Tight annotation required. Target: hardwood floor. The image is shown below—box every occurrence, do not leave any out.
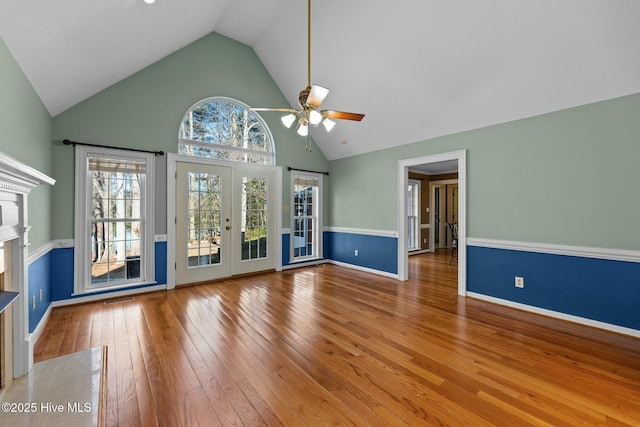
[35,251,640,426]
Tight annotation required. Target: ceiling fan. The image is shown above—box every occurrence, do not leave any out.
[252,0,365,147]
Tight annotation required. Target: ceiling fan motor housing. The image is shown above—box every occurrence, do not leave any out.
[298,86,312,109]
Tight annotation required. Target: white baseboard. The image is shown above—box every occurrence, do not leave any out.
[282,259,329,270]
[283,258,398,279]
[409,249,430,256]
[467,292,640,338]
[28,304,53,349]
[52,284,166,307]
[328,260,398,279]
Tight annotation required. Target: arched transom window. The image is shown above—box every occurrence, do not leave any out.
[178,97,275,165]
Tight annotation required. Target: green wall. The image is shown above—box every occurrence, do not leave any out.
[0,37,53,248]
[329,93,640,251]
[51,32,328,239]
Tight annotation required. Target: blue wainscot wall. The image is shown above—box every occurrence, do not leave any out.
[324,231,398,275]
[281,232,328,267]
[28,252,52,333]
[28,240,168,333]
[281,230,398,275]
[467,245,640,331]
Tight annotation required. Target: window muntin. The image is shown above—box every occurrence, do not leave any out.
[291,173,322,261]
[178,97,275,165]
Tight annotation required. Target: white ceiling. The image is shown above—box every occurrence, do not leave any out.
[1,0,639,161]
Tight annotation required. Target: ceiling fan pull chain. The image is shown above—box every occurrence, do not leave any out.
[305,135,312,152]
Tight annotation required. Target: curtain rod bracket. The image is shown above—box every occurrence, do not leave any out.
[62,139,165,156]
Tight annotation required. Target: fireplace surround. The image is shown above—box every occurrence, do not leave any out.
[0,151,54,393]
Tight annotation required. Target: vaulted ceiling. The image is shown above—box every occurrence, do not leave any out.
[1,0,639,160]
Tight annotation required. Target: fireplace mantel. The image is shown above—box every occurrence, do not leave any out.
[0,150,54,381]
[0,152,55,193]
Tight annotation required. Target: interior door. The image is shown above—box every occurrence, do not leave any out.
[232,167,276,275]
[446,184,459,247]
[434,186,447,248]
[447,184,459,225]
[176,162,231,285]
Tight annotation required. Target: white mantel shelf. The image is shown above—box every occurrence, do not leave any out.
[0,151,56,192]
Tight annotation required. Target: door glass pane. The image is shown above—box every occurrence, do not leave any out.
[241,177,268,261]
[187,172,222,268]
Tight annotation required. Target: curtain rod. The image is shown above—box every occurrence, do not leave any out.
[62,139,165,156]
[287,166,329,176]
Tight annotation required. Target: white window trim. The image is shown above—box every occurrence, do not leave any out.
[290,171,323,262]
[73,145,155,295]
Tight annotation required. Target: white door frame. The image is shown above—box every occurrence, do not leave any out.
[397,150,466,296]
[167,153,282,289]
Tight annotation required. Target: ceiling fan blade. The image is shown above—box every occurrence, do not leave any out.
[306,84,330,108]
[323,110,365,121]
[251,108,299,113]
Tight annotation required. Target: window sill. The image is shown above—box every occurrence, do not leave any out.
[290,257,324,264]
[72,281,158,297]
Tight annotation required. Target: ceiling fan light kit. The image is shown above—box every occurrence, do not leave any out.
[296,118,309,137]
[309,109,323,125]
[281,113,297,128]
[252,0,364,148]
[322,117,336,132]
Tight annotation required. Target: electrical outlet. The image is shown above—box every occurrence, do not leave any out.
[423,238,427,244]
[40,289,43,301]
[354,249,359,256]
[32,296,36,309]
[515,276,524,288]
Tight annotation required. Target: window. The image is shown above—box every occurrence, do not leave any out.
[291,172,322,261]
[74,146,155,293]
[178,97,275,165]
[408,180,420,251]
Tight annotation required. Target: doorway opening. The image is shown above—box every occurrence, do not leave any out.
[397,150,466,295]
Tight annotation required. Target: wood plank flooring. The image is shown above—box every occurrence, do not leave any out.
[34,251,640,426]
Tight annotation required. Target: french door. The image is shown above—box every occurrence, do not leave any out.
[175,162,276,285]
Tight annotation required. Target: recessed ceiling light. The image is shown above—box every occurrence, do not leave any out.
[141,0,156,4]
